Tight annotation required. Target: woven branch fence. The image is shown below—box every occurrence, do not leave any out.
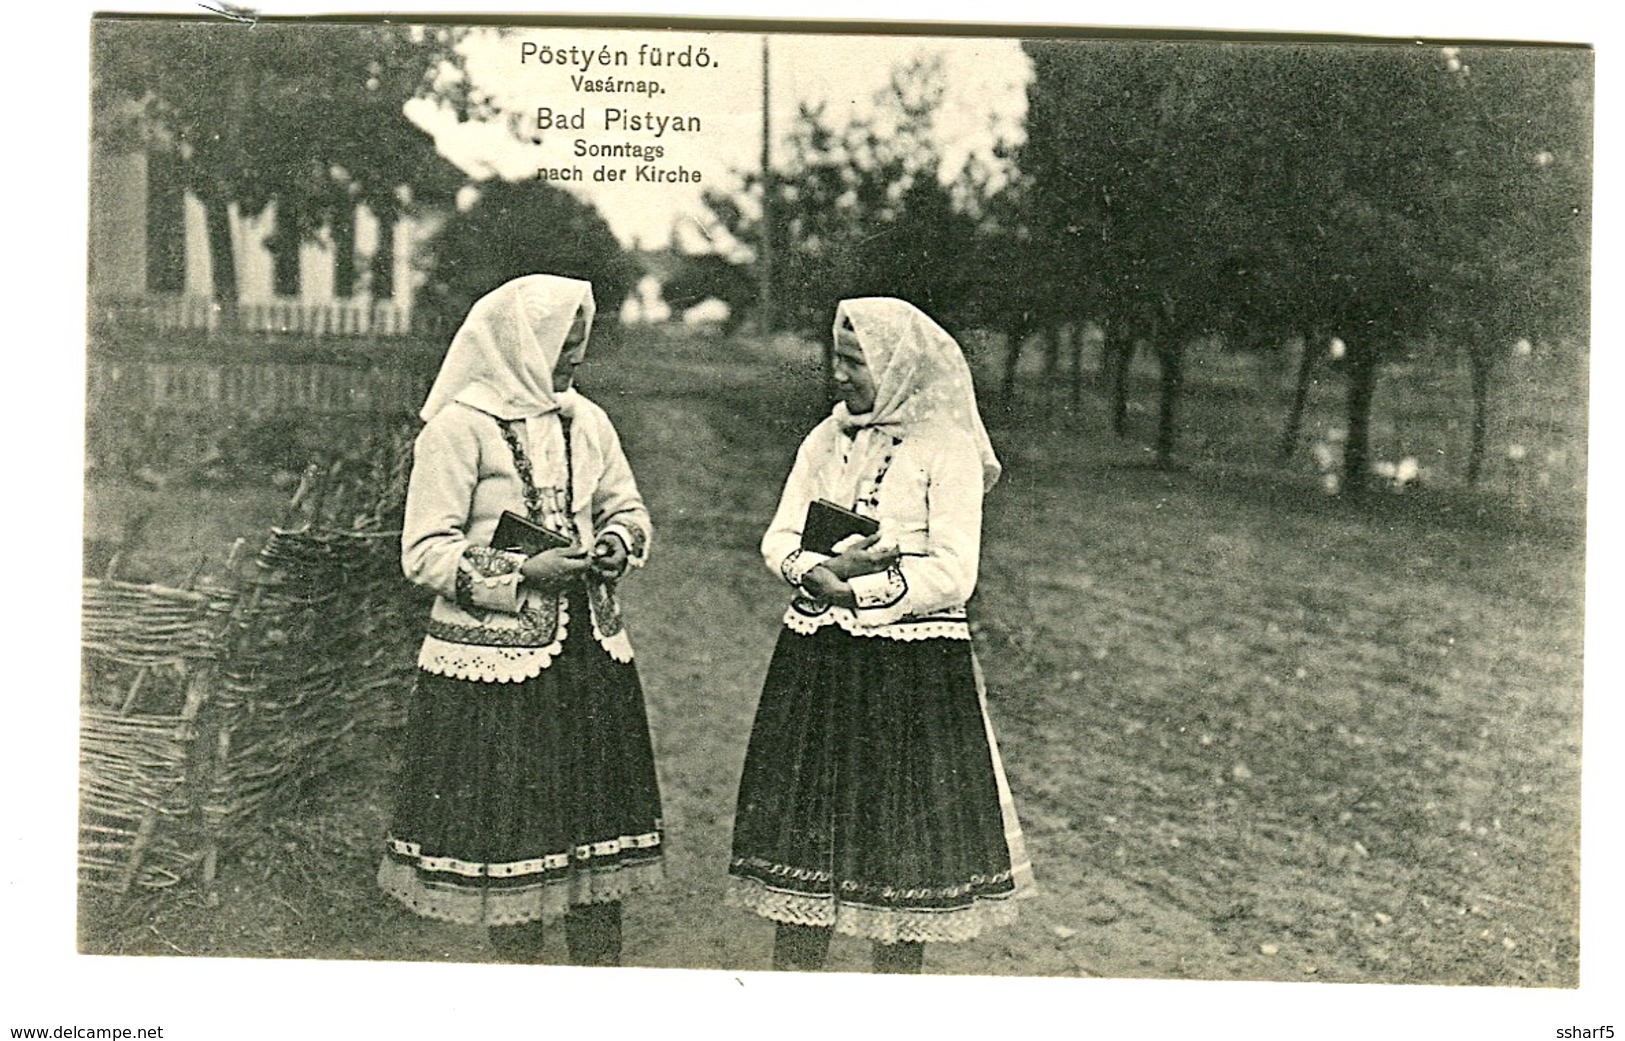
[79,436,427,900]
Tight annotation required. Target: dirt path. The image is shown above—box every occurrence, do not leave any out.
[82,327,1584,986]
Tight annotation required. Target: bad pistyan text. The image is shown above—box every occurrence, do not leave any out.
[536,107,702,138]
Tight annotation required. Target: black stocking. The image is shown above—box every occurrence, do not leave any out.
[772,922,832,971]
[564,901,623,967]
[872,940,924,974]
[488,919,546,963]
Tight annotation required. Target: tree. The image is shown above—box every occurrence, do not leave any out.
[91,18,481,317]
[705,56,985,339]
[1424,46,1592,484]
[1275,46,1445,492]
[1016,39,1574,490]
[659,252,757,332]
[1221,44,1590,491]
[935,142,1078,411]
[416,179,635,331]
[1019,40,1253,465]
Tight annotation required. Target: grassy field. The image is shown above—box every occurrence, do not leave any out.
[79,323,1587,986]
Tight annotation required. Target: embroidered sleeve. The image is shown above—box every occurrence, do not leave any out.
[599,522,649,568]
[457,546,526,613]
[848,564,908,610]
[779,548,832,589]
[401,411,535,617]
[590,412,653,569]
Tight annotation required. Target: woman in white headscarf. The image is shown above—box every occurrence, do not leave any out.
[727,298,1035,974]
[378,275,663,967]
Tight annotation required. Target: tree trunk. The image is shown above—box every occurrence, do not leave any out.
[1105,323,1133,439]
[1466,349,1494,486]
[144,150,186,294]
[1154,337,1184,468]
[372,210,398,300]
[332,205,358,299]
[200,195,239,329]
[1341,343,1379,495]
[268,206,301,299]
[1277,333,1316,461]
[1068,322,1087,410]
[1001,319,1030,407]
[1042,324,1062,377]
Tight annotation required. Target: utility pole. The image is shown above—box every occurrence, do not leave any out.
[758,35,775,335]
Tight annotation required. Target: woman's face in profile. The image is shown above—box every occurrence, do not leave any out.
[833,318,876,414]
[552,306,591,392]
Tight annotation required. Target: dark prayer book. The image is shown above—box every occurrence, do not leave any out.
[801,498,879,555]
[491,510,574,555]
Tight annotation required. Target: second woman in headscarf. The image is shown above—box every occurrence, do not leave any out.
[727,297,1036,974]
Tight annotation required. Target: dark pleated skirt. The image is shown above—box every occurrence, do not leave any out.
[727,624,1034,944]
[378,588,664,926]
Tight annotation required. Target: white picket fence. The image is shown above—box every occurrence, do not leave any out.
[93,295,417,338]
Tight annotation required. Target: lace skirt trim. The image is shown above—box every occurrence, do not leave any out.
[377,853,665,927]
[724,875,1021,945]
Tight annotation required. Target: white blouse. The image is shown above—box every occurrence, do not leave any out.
[401,397,651,681]
[761,415,984,641]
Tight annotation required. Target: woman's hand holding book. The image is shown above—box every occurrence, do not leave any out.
[801,565,858,608]
[520,546,592,588]
[821,532,901,581]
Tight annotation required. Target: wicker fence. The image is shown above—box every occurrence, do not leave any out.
[80,451,426,900]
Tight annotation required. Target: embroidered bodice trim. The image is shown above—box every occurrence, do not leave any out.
[454,413,635,664]
[846,432,903,516]
[850,564,907,610]
[419,598,571,682]
[780,601,972,641]
[497,419,554,532]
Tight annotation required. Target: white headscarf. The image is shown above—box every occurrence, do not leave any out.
[832,297,1002,491]
[419,275,596,423]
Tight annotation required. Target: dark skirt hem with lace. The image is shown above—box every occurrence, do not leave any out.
[728,624,1033,944]
[380,588,665,927]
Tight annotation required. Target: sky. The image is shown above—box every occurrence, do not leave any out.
[406,27,1032,252]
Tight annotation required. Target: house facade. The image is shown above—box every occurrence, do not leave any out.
[89,142,455,339]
